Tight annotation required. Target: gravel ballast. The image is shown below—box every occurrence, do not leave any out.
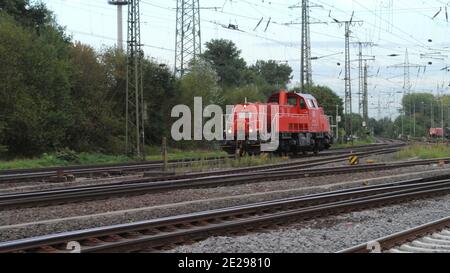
[0,152,395,193]
[2,164,450,227]
[1,165,450,242]
[166,195,450,253]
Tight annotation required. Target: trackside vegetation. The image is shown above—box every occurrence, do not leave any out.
[395,144,450,160]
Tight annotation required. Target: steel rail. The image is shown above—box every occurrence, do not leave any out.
[0,156,234,182]
[0,175,449,253]
[0,155,236,175]
[0,148,417,209]
[338,216,450,253]
[0,143,403,183]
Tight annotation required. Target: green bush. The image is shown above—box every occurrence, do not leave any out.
[55,148,79,163]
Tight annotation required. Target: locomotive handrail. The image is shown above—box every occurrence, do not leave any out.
[278,113,309,118]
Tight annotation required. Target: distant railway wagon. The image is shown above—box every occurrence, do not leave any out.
[429,128,444,138]
[222,90,333,156]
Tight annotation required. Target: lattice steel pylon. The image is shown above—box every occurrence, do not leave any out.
[300,0,312,90]
[344,22,352,138]
[329,13,363,140]
[387,48,425,136]
[363,61,369,123]
[126,0,145,158]
[358,43,363,116]
[175,0,202,77]
[352,41,374,122]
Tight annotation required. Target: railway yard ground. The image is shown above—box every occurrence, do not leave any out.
[1,140,450,253]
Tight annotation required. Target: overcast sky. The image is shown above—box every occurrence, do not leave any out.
[40,0,450,119]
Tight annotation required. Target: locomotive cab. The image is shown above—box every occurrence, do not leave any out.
[268,92,322,115]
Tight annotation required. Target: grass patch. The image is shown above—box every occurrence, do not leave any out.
[176,153,289,173]
[229,153,289,168]
[0,152,131,170]
[0,148,228,171]
[333,136,376,149]
[395,144,450,160]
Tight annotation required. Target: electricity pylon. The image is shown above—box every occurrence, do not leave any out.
[126,0,145,158]
[329,13,363,140]
[352,42,374,116]
[388,49,425,136]
[300,0,312,90]
[174,0,202,77]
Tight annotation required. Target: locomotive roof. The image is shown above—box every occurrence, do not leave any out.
[267,91,318,103]
[294,93,317,100]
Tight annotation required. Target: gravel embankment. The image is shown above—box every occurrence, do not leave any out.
[1,164,450,242]
[166,195,450,253]
[2,164,449,226]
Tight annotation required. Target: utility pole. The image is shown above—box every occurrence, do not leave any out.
[378,96,382,119]
[439,85,444,141]
[431,98,434,128]
[401,108,404,137]
[336,104,340,143]
[344,21,352,140]
[413,102,416,137]
[126,0,145,158]
[363,61,369,124]
[289,1,324,90]
[108,0,128,50]
[329,14,363,141]
[300,0,312,90]
[358,43,363,117]
[174,0,202,77]
[388,49,425,137]
[352,42,374,117]
[448,105,450,137]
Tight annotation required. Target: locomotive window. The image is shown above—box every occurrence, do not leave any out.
[287,97,297,106]
[308,99,317,108]
[300,99,307,109]
[268,96,279,103]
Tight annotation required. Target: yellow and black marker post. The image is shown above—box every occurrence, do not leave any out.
[349,155,359,165]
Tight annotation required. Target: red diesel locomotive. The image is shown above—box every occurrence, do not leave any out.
[222,90,333,155]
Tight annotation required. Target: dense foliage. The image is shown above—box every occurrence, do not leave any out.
[0,1,345,158]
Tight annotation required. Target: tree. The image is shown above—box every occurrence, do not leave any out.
[222,85,266,106]
[398,92,450,138]
[0,0,57,32]
[370,118,397,138]
[0,14,72,156]
[200,39,247,87]
[250,60,293,88]
[100,47,127,114]
[142,60,178,145]
[66,42,122,153]
[178,60,223,106]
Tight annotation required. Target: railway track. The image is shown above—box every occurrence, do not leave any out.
[0,156,236,183]
[1,174,450,253]
[0,143,401,183]
[0,147,413,209]
[339,216,450,253]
